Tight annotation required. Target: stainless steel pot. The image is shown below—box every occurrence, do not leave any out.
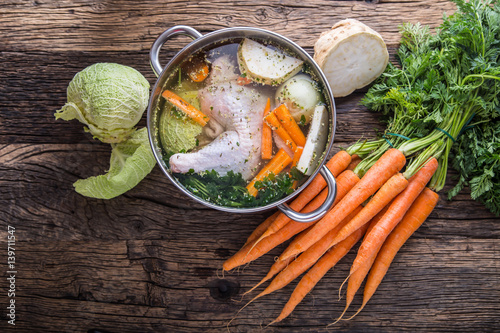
[147,25,337,222]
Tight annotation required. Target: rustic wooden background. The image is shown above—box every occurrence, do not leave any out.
[1,0,499,332]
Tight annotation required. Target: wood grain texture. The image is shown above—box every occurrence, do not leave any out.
[0,50,382,144]
[0,238,498,332]
[1,143,498,331]
[1,0,456,52]
[1,143,497,240]
[0,0,499,331]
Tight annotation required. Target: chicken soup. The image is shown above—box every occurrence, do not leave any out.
[158,38,330,208]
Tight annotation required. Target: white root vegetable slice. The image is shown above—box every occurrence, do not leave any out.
[296,105,329,176]
[314,19,389,97]
[275,74,322,124]
[238,38,304,86]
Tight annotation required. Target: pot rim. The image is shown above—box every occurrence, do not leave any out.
[147,26,337,215]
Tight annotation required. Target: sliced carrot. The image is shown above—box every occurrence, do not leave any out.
[265,111,297,152]
[348,157,438,275]
[358,188,439,315]
[261,98,273,160]
[291,146,304,189]
[279,148,406,261]
[274,104,307,147]
[162,90,210,126]
[237,76,253,85]
[329,172,408,248]
[291,146,304,168]
[187,60,209,82]
[246,148,292,197]
[222,169,359,272]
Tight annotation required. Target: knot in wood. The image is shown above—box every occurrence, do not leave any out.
[208,279,239,301]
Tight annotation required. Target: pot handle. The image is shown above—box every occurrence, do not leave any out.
[150,25,203,77]
[277,165,337,223]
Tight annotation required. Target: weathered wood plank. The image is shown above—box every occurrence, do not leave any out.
[1,143,498,243]
[0,238,497,332]
[0,0,452,145]
[1,0,456,52]
[1,0,498,331]
[0,49,386,144]
[0,50,155,145]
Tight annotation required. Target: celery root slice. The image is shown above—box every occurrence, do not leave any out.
[314,19,389,97]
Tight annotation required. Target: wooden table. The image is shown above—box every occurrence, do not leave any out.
[1,0,499,332]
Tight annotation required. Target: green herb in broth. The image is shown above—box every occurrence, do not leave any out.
[174,169,300,208]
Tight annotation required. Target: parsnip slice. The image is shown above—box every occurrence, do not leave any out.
[314,19,389,97]
[238,38,304,86]
[296,105,329,176]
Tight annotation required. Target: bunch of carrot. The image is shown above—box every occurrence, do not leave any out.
[222,3,500,324]
[223,148,440,325]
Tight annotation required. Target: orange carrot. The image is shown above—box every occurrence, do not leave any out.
[255,151,352,243]
[223,222,311,272]
[291,146,304,168]
[243,225,314,296]
[245,155,353,260]
[243,211,280,247]
[333,242,383,325]
[162,90,210,126]
[244,256,295,297]
[252,207,361,290]
[348,157,438,275]
[187,60,209,82]
[261,98,273,160]
[261,206,362,292]
[358,188,439,315]
[273,104,307,147]
[304,171,358,213]
[278,206,362,273]
[291,146,304,188]
[222,169,359,272]
[329,172,409,248]
[243,207,361,307]
[265,111,297,151]
[271,220,371,325]
[237,76,253,85]
[331,208,389,325]
[246,148,292,197]
[279,148,406,261]
[347,154,362,171]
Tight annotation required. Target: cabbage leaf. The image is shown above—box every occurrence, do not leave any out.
[73,127,156,199]
[159,106,203,154]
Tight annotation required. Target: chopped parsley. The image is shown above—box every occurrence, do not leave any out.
[174,169,301,208]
